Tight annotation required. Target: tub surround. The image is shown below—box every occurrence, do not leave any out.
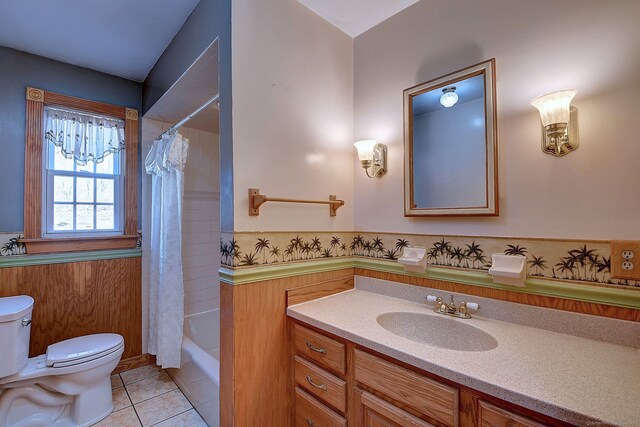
[167,309,221,426]
[287,276,640,426]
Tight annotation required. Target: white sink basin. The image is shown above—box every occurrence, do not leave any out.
[376,311,498,352]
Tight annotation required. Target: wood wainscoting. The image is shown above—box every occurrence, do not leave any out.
[0,256,142,359]
[220,268,354,427]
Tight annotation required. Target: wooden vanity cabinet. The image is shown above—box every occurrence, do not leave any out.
[291,320,564,427]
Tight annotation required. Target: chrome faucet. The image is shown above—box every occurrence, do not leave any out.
[426,294,480,319]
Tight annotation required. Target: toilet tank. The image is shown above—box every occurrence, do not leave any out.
[0,295,34,377]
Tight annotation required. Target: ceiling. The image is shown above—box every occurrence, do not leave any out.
[413,74,485,116]
[144,41,219,133]
[297,0,419,37]
[0,0,200,81]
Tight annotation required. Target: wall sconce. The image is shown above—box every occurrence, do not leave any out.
[353,139,387,178]
[530,90,579,156]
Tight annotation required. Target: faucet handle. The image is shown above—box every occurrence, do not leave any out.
[459,301,481,317]
[465,302,480,311]
[426,295,444,311]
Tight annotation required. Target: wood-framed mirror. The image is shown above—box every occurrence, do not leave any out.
[403,58,498,216]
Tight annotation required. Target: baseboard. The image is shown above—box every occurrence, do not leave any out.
[113,353,156,374]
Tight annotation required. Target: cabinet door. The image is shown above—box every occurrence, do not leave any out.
[354,349,458,426]
[478,400,546,427]
[358,389,435,427]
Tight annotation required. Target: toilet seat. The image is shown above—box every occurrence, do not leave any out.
[46,333,124,368]
[0,334,125,385]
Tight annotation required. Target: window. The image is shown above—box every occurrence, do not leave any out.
[44,143,124,236]
[22,87,139,254]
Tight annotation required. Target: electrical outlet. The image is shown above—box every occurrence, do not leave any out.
[611,240,640,280]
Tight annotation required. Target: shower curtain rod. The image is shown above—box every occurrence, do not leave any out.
[161,93,220,137]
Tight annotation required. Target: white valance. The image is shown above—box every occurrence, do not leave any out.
[44,106,125,165]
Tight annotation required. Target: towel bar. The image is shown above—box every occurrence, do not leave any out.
[248,188,344,217]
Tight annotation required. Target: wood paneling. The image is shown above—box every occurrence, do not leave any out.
[356,269,640,322]
[287,275,354,306]
[0,257,142,359]
[24,94,44,239]
[220,268,354,427]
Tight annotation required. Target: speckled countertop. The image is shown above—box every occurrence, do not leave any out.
[287,281,640,426]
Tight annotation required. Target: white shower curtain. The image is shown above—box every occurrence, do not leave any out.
[145,132,189,368]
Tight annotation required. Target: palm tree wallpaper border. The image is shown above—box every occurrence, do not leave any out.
[220,232,638,288]
[0,234,26,256]
[1,231,636,288]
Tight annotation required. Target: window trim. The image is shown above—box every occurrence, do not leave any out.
[21,87,139,254]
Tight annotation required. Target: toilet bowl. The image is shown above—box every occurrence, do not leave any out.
[0,296,124,427]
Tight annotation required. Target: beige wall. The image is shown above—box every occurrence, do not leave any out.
[353,0,640,240]
[231,0,355,232]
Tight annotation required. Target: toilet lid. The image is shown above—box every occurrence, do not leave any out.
[0,295,34,322]
[46,333,124,368]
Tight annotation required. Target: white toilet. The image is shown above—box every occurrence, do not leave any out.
[0,295,124,427]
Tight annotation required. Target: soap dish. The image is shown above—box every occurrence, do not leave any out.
[488,254,527,287]
[398,247,427,273]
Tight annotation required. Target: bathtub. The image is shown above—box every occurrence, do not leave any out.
[167,309,220,426]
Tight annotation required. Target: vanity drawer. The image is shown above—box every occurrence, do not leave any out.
[295,386,347,427]
[354,349,459,427]
[478,400,545,427]
[295,355,347,413]
[295,324,346,375]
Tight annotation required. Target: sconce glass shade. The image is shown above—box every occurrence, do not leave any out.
[530,90,577,127]
[353,139,378,162]
[353,139,387,178]
[440,87,459,108]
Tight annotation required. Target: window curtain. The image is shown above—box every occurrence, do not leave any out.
[145,132,189,368]
[44,106,125,165]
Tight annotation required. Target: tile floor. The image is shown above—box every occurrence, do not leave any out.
[96,365,207,427]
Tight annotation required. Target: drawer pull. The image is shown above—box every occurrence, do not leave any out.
[306,341,327,354]
[306,375,327,391]
[306,419,314,427]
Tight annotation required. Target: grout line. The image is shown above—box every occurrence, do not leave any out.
[119,368,192,426]
[121,366,163,386]
[121,378,143,426]
[130,384,180,407]
[148,408,196,426]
